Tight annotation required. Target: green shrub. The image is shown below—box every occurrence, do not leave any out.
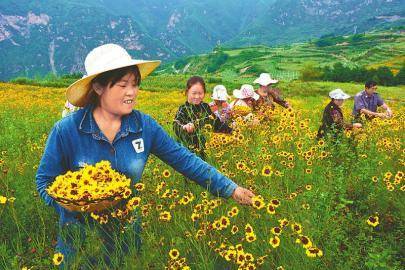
[299,63,323,81]
[206,52,229,73]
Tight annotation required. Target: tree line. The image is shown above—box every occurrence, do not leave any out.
[300,62,405,86]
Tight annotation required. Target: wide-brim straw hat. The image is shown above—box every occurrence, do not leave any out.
[233,84,260,100]
[66,44,161,107]
[253,73,278,86]
[211,85,231,101]
[329,88,350,100]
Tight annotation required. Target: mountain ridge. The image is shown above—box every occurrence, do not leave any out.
[0,0,403,80]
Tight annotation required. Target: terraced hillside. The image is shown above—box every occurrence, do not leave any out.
[161,30,405,81]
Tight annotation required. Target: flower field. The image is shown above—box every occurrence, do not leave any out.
[0,81,404,270]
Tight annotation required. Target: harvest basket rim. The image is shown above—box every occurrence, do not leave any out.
[51,194,121,206]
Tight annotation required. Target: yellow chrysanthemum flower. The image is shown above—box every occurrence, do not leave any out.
[366,216,379,227]
[159,211,172,222]
[306,247,323,258]
[252,195,265,210]
[0,196,7,204]
[169,248,180,260]
[269,236,280,248]
[52,252,64,266]
[261,165,273,177]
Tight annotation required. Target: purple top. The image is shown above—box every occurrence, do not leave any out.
[353,90,384,117]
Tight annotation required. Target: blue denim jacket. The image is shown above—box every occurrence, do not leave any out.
[36,105,238,212]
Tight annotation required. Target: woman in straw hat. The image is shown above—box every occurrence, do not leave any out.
[229,84,261,125]
[36,44,254,267]
[317,88,362,139]
[209,84,233,129]
[229,84,259,110]
[252,73,290,111]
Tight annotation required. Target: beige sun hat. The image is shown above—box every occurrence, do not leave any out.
[233,84,260,100]
[66,44,161,107]
[211,85,231,101]
[253,73,278,86]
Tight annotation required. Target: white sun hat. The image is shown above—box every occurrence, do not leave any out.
[233,84,260,100]
[329,89,350,100]
[253,73,278,86]
[66,44,161,107]
[211,85,231,101]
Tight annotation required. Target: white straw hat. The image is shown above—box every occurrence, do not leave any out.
[233,84,260,100]
[329,89,350,100]
[211,85,231,101]
[253,73,278,86]
[66,44,161,107]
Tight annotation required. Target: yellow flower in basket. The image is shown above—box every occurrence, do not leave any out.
[47,160,131,212]
[232,105,252,117]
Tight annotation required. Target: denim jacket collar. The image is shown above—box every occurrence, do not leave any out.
[78,104,143,137]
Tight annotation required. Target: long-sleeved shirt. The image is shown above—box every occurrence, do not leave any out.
[173,102,232,149]
[253,88,289,111]
[352,90,384,119]
[36,104,237,225]
[317,100,353,139]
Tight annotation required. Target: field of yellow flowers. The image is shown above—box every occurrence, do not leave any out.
[0,80,404,270]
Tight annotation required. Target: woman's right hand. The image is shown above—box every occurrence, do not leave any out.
[231,186,255,205]
[183,123,195,133]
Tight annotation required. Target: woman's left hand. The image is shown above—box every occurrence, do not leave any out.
[231,186,255,205]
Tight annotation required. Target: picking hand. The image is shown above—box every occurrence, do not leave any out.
[252,118,260,126]
[183,123,195,133]
[376,112,387,119]
[352,123,362,128]
[231,187,255,205]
